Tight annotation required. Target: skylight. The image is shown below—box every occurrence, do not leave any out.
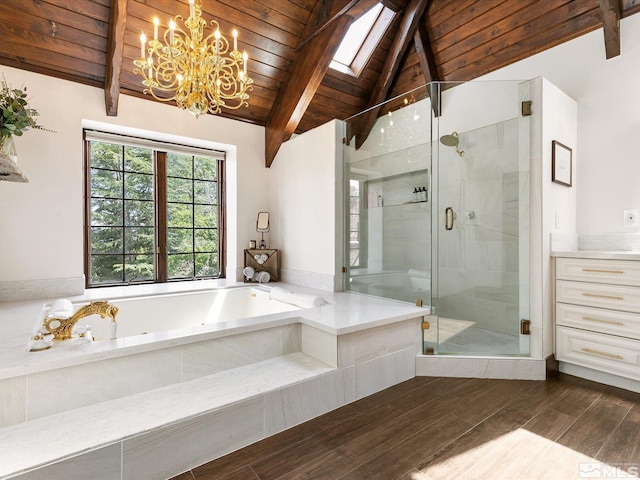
[330,3,395,77]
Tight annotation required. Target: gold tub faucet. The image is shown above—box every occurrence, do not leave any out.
[43,301,119,341]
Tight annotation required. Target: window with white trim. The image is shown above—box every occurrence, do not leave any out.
[84,131,225,287]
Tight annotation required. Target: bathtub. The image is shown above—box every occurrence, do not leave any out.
[30,286,301,348]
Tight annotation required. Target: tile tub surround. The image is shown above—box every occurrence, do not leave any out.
[0,296,423,479]
[0,281,426,378]
[0,277,85,303]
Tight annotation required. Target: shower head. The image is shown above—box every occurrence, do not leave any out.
[439,131,464,157]
[439,132,459,147]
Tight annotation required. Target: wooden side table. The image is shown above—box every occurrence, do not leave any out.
[244,249,279,282]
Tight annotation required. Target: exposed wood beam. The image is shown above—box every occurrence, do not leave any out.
[352,0,431,149]
[104,0,128,116]
[413,20,440,116]
[600,0,621,58]
[265,15,353,167]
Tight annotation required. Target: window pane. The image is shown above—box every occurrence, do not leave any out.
[194,180,216,204]
[350,249,360,267]
[350,196,360,213]
[125,172,153,200]
[333,3,383,66]
[194,204,216,228]
[90,254,124,284]
[195,228,216,252]
[195,253,217,277]
[125,227,154,254]
[168,228,193,253]
[124,147,153,173]
[91,168,122,198]
[91,198,123,226]
[91,227,122,254]
[194,157,217,181]
[125,200,154,226]
[168,203,193,228]
[167,177,193,203]
[124,254,155,282]
[90,142,122,170]
[350,214,359,230]
[167,153,192,178]
[168,254,194,279]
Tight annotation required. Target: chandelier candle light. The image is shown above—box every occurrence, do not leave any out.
[133,0,253,117]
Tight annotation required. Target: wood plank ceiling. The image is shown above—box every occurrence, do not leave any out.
[0,0,638,165]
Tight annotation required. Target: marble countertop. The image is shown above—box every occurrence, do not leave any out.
[0,281,429,380]
[551,250,640,260]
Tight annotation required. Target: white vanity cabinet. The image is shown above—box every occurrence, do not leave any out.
[555,257,640,381]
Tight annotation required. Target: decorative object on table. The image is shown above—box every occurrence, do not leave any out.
[132,0,253,118]
[243,248,279,282]
[249,240,257,249]
[0,77,52,183]
[552,140,572,187]
[253,271,270,283]
[242,266,255,281]
[256,211,270,248]
[253,253,268,265]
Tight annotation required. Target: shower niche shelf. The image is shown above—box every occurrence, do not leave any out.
[366,168,428,208]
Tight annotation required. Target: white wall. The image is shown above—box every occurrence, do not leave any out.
[481,13,640,235]
[0,66,267,284]
[534,79,578,359]
[268,120,342,291]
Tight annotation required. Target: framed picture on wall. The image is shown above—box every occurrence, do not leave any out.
[552,140,572,187]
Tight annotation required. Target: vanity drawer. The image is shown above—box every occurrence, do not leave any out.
[556,326,640,381]
[556,280,640,313]
[556,303,640,340]
[556,257,640,286]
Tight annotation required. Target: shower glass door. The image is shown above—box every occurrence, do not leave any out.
[430,81,530,356]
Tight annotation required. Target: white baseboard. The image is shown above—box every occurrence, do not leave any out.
[559,362,640,393]
[416,355,546,380]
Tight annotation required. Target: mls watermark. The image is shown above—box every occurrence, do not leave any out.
[579,462,639,478]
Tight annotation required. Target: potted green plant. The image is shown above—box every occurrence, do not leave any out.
[0,77,50,182]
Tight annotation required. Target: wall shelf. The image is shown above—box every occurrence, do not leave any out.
[366,168,428,208]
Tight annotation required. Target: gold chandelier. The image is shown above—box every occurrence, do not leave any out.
[133,0,253,118]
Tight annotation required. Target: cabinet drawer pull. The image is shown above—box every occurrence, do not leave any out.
[582,268,624,274]
[580,348,623,360]
[582,316,624,326]
[581,293,624,301]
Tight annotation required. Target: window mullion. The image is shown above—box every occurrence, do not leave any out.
[121,145,126,283]
[156,151,168,282]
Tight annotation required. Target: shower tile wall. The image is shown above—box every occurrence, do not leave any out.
[368,169,430,273]
[438,119,520,335]
[359,143,431,304]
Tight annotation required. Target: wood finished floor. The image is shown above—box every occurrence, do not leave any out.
[170,373,640,480]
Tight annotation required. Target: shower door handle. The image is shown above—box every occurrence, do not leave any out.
[445,207,455,230]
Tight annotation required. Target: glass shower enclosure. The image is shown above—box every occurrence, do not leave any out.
[343,80,531,357]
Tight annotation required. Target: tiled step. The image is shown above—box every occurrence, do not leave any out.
[0,352,336,480]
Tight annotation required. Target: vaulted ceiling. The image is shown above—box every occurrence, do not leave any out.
[0,0,637,166]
